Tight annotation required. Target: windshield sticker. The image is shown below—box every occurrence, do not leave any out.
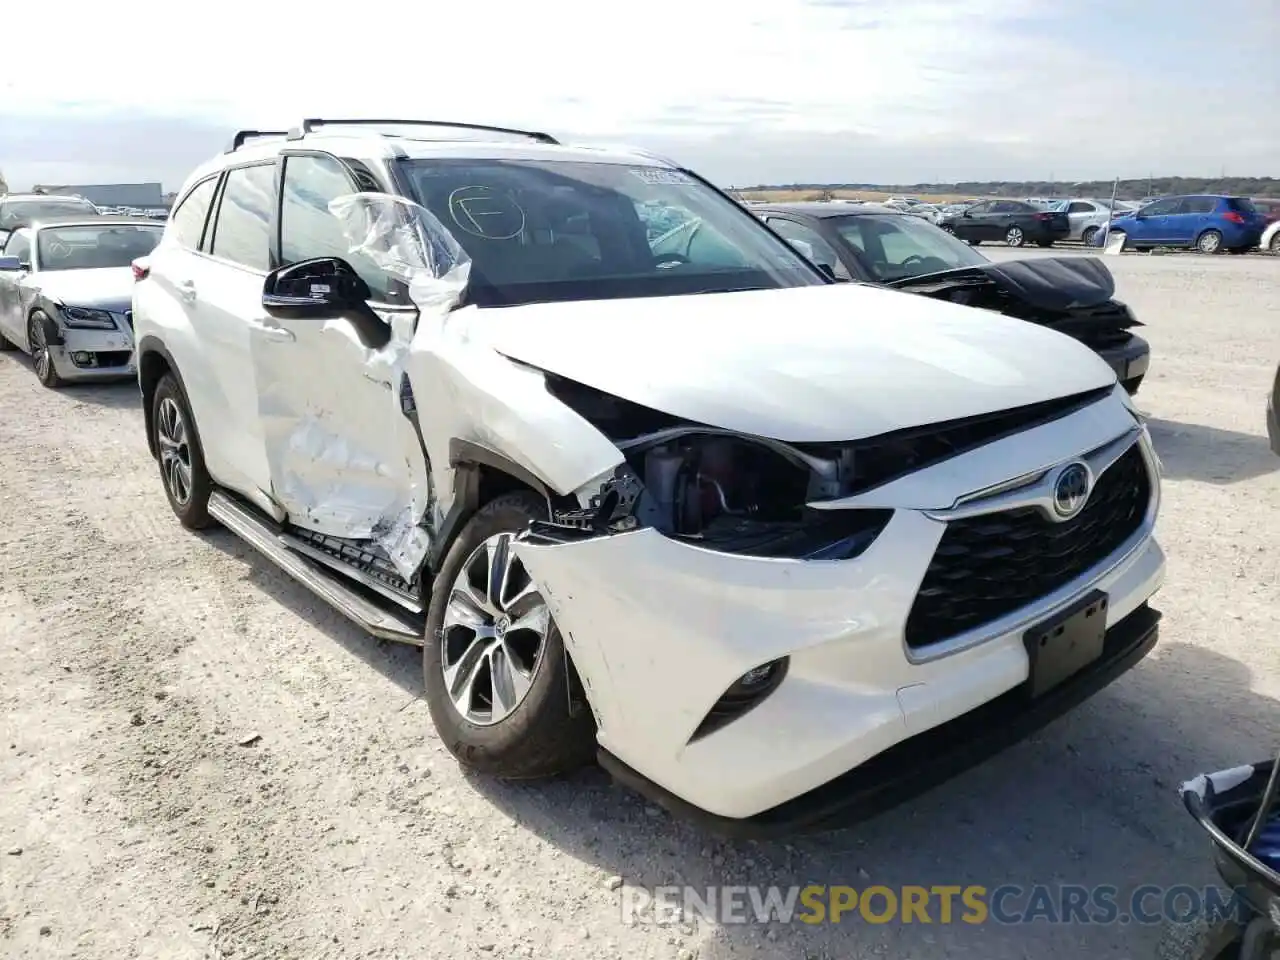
[447,186,526,240]
[629,168,696,186]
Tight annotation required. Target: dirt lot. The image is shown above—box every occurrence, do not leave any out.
[1,250,1277,960]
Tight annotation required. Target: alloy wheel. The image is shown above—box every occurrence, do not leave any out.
[156,397,193,506]
[1006,226,1025,246]
[28,318,51,382]
[1197,231,1222,254]
[441,532,550,726]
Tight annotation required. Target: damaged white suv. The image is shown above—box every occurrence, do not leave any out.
[133,119,1166,835]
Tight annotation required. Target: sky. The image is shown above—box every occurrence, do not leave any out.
[2,0,1277,192]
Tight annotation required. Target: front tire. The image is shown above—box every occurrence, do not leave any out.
[151,373,214,529]
[1270,232,1280,255]
[1005,226,1026,247]
[1196,229,1223,254]
[1081,226,1100,246]
[28,312,65,388]
[423,491,596,780]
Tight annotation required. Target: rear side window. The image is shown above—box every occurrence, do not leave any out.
[170,178,218,249]
[1067,201,1094,214]
[209,164,275,271]
[1180,197,1217,214]
[1225,197,1257,214]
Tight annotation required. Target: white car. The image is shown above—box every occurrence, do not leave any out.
[132,120,1165,834]
[1262,218,1280,255]
[0,216,162,387]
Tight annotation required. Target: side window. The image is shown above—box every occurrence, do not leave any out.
[1143,199,1176,216]
[208,164,274,271]
[766,218,849,278]
[1180,197,1216,215]
[1067,201,1093,214]
[280,154,396,301]
[3,230,31,262]
[967,202,992,215]
[170,177,219,250]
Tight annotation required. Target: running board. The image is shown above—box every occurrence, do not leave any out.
[207,490,424,645]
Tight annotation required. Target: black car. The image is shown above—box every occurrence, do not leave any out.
[935,198,1070,247]
[754,202,1150,394]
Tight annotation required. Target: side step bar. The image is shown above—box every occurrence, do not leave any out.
[207,490,425,645]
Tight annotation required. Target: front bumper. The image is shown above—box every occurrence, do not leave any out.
[515,392,1165,826]
[1096,334,1150,389]
[605,602,1160,837]
[47,325,135,380]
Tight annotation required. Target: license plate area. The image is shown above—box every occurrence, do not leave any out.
[1023,590,1108,698]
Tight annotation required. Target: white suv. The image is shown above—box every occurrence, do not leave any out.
[132,119,1165,835]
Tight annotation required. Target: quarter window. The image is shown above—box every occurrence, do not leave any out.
[170,177,218,250]
[209,164,275,271]
[280,154,397,301]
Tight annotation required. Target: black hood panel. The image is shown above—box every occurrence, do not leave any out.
[975,256,1115,311]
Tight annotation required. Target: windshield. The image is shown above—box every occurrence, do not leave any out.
[831,214,988,282]
[0,199,98,228]
[397,159,824,306]
[36,223,163,271]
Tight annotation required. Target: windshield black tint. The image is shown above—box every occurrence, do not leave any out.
[37,224,163,271]
[0,201,97,228]
[832,214,988,281]
[397,158,824,306]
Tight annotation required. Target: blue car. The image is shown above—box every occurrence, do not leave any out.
[1092,195,1267,253]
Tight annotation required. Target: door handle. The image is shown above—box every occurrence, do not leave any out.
[176,279,197,303]
[257,325,295,343]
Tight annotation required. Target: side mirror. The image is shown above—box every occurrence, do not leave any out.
[0,256,25,272]
[262,257,371,319]
[786,238,816,261]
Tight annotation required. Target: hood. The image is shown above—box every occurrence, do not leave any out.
[461,284,1117,443]
[34,267,134,312]
[888,256,1116,310]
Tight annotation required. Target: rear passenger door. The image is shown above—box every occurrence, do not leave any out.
[1167,196,1215,246]
[250,150,428,543]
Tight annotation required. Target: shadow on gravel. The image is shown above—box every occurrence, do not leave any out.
[62,380,142,409]
[202,530,423,696]
[469,641,1279,959]
[1147,417,1278,485]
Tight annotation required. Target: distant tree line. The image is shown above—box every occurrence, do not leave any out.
[738,176,1280,199]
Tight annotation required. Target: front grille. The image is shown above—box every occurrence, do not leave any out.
[904,442,1151,649]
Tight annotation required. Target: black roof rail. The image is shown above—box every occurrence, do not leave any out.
[286,118,560,145]
[226,130,291,153]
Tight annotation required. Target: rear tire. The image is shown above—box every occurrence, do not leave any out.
[151,373,214,529]
[1081,226,1099,246]
[423,491,596,780]
[1005,226,1026,247]
[1270,232,1280,255]
[1196,229,1223,254]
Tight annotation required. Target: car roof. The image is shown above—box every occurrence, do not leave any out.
[184,125,679,191]
[753,201,904,218]
[16,216,162,231]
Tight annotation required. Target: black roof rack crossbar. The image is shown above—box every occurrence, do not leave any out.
[226,130,291,153]
[287,118,559,145]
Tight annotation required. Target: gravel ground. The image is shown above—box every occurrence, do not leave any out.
[1,250,1277,960]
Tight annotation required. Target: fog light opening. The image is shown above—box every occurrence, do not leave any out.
[71,352,94,366]
[688,657,790,743]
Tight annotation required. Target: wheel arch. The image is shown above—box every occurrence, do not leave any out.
[136,336,185,460]
[428,439,560,573]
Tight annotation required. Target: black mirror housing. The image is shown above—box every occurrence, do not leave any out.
[262,257,372,319]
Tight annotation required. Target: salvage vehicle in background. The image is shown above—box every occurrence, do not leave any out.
[1268,361,1280,456]
[754,202,1150,394]
[1097,195,1267,254]
[0,193,100,245]
[1260,216,1280,255]
[0,216,161,387]
[1061,198,1138,246]
[133,119,1165,834]
[935,198,1070,247]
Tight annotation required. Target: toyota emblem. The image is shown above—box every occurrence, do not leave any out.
[1052,462,1092,520]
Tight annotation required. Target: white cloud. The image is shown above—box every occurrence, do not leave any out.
[1,0,1276,187]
